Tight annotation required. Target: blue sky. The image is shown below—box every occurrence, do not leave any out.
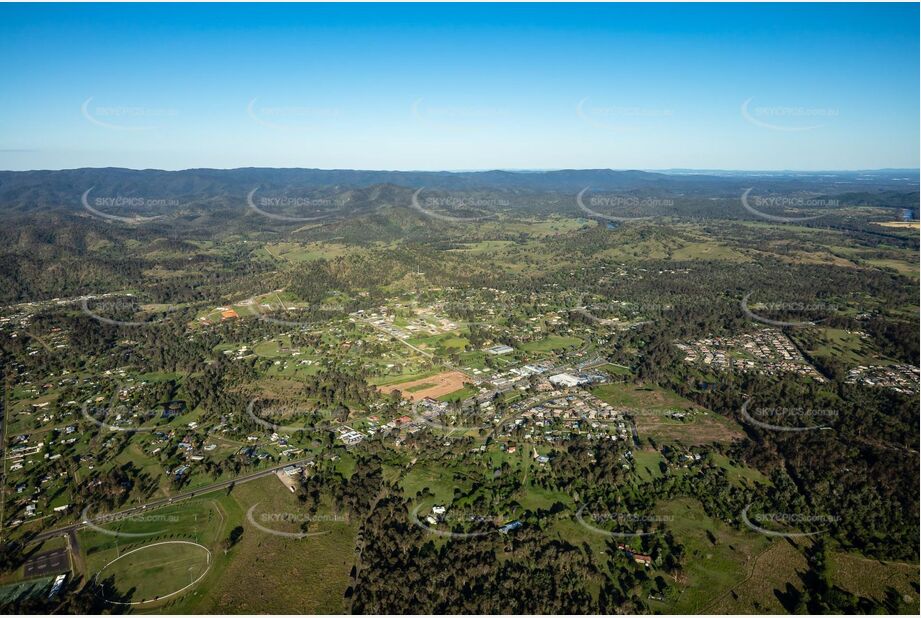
[0,2,917,171]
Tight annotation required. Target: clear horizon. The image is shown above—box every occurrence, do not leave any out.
[1,2,918,171]
[2,166,919,174]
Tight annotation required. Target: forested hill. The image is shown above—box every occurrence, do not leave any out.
[0,167,917,215]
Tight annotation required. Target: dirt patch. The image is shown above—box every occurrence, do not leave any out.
[635,411,744,445]
[875,221,919,229]
[378,370,472,401]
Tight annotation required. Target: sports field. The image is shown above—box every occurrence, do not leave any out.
[95,541,211,605]
[378,370,472,401]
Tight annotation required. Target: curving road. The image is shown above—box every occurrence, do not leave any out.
[32,457,314,543]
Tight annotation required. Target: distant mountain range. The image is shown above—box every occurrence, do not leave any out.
[0,167,916,215]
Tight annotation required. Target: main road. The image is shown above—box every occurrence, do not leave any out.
[31,456,314,542]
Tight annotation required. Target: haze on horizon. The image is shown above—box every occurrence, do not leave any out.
[0,2,918,172]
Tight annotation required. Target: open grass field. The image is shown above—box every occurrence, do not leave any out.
[824,245,920,280]
[77,497,227,609]
[699,528,920,613]
[592,382,698,411]
[670,241,750,262]
[378,370,472,402]
[797,326,890,367]
[875,221,920,229]
[407,333,469,351]
[864,258,919,280]
[520,335,583,353]
[657,497,772,614]
[709,453,771,487]
[704,538,809,614]
[633,449,666,481]
[829,551,920,609]
[401,464,468,504]
[94,541,211,605]
[184,477,356,614]
[636,410,743,445]
[599,362,633,376]
[263,241,352,263]
[368,367,440,387]
[81,499,225,562]
[592,382,743,445]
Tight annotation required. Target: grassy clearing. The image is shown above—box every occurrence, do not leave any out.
[633,449,666,481]
[709,453,770,487]
[368,368,440,387]
[639,411,743,446]
[79,497,226,609]
[829,551,920,609]
[657,497,772,613]
[592,382,743,445]
[401,465,466,504]
[592,382,698,411]
[264,242,351,263]
[865,258,919,279]
[671,242,749,262]
[798,327,889,367]
[599,363,632,376]
[182,477,356,614]
[82,500,223,562]
[705,538,809,613]
[520,335,582,352]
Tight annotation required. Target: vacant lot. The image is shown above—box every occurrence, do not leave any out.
[795,326,889,367]
[635,410,743,445]
[705,538,808,614]
[830,551,920,609]
[657,498,772,613]
[520,335,582,352]
[592,382,743,445]
[187,477,356,614]
[875,221,920,229]
[633,449,666,481]
[378,370,472,401]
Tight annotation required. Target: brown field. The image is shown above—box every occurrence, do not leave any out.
[830,551,920,609]
[875,221,920,229]
[378,370,472,401]
[704,543,921,613]
[705,539,809,614]
[592,383,744,445]
[635,410,744,445]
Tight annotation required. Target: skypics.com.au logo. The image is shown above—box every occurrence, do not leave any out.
[411,188,503,223]
[740,291,838,327]
[81,188,176,224]
[246,188,346,223]
[740,189,837,223]
[81,97,178,131]
[741,98,838,132]
[577,188,671,223]
[245,504,347,539]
